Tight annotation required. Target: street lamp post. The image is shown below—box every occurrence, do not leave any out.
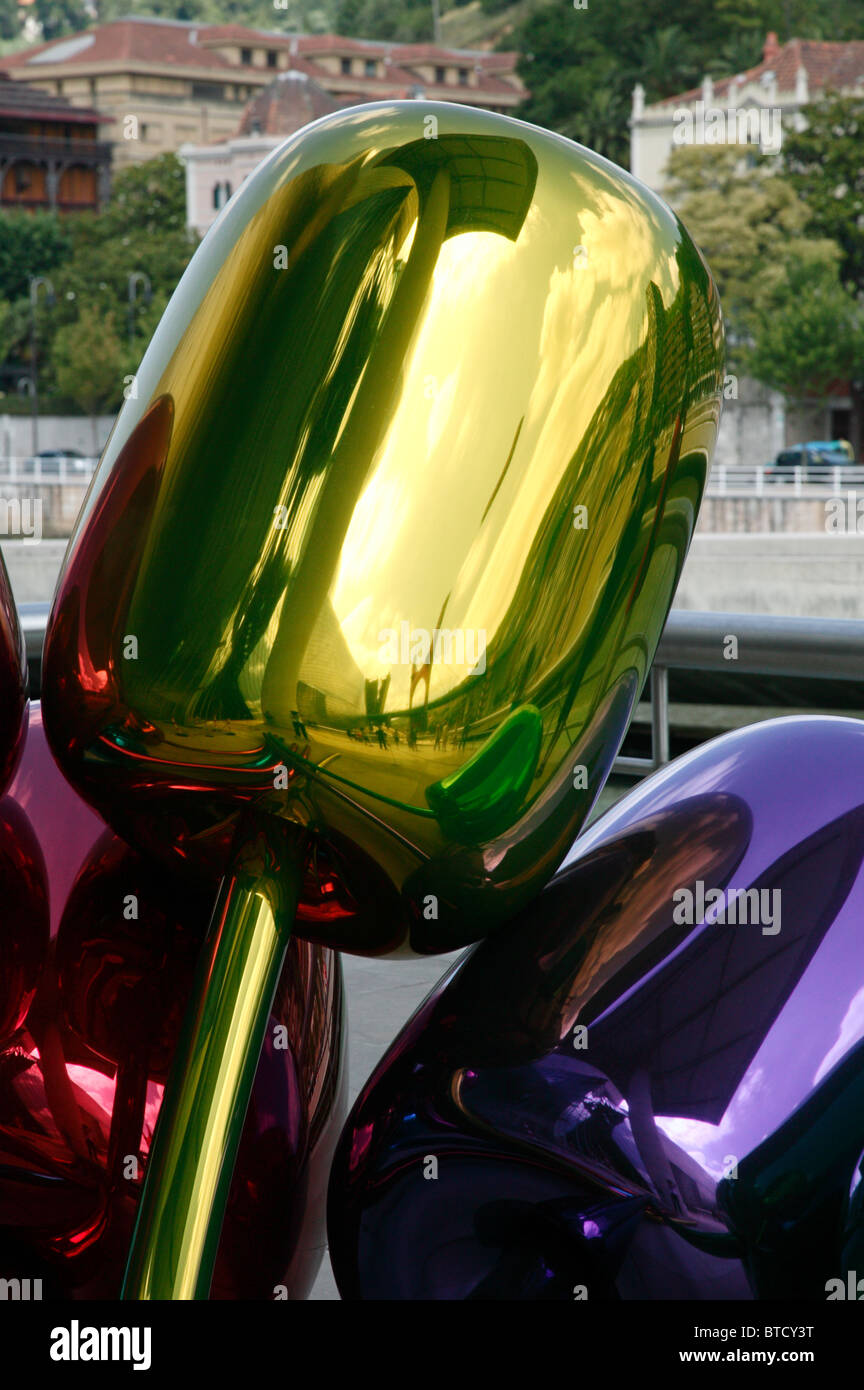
[28,276,55,458]
[128,272,152,355]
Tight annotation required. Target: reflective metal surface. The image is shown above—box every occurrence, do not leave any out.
[328,716,864,1300]
[0,548,27,795]
[42,100,724,956]
[0,711,346,1299]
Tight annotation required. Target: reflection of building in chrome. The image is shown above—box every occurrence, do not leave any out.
[297,600,367,723]
[294,253,720,758]
[375,256,720,751]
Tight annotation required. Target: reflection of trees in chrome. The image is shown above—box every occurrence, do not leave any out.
[409,245,723,749]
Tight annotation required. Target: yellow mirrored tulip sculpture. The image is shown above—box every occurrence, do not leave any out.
[42,101,724,1298]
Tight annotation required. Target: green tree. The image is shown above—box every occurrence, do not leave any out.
[744,258,864,404]
[665,144,864,450]
[333,0,434,40]
[663,146,839,350]
[0,210,71,304]
[52,306,128,448]
[0,157,194,408]
[42,154,195,387]
[783,94,864,297]
[0,0,20,39]
[33,0,89,40]
[97,151,188,239]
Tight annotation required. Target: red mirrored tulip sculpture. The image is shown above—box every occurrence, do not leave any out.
[0,715,346,1299]
[0,550,43,1067]
[0,547,27,794]
[41,102,724,1297]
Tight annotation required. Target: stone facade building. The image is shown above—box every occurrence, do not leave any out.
[631,33,864,466]
[5,17,525,171]
[0,69,110,212]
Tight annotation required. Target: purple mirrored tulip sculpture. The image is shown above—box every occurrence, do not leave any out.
[328,716,864,1300]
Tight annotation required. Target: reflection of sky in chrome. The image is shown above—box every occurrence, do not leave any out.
[568,717,864,1184]
[815,985,864,1084]
[657,1067,767,1182]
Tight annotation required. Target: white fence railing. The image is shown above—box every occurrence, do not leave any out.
[0,456,98,484]
[2,457,862,495]
[708,464,864,496]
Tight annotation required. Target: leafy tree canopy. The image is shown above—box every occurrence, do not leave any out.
[664,145,840,333]
[744,258,864,403]
[0,211,72,304]
[0,155,195,407]
[782,94,864,297]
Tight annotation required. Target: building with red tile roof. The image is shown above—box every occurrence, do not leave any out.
[4,17,525,169]
[630,34,864,469]
[630,31,864,192]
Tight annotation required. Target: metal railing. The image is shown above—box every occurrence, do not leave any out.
[707,464,864,496]
[0,457,97,484]
[0,133,112,164]
[616,609,864,776]
[14,603,864,777]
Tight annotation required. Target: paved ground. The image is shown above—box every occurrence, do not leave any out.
[309,948,465,1299]
[308,776,630,1299]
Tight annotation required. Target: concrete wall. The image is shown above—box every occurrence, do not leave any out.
[712,379,784,470]
[4,531,864,623]
[676,533,864,620]
[1,538,67,604]
[0,414,114,460]
[697,495,843,534]
[0,482,88,539]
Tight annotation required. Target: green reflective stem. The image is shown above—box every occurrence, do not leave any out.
[121,822,303,1300]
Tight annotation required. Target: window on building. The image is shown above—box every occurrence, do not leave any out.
[340,56,352,75]
[192,81,226,100]
[435,66,446,84]
[458,67,469,85]
[267,50,277,68]
[241,47,252,64]
[364,58,376,77]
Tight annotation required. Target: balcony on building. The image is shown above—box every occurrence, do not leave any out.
[0,70,111,213]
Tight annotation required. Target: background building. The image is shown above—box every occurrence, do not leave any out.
[182,70,346,237]
[631,32,864,194]
[0,69,110,211]
[631,33,864,467]
[4,17,525,170]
